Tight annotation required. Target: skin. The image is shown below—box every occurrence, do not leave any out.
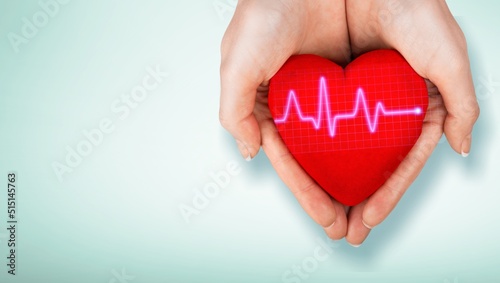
[219,0,479,246]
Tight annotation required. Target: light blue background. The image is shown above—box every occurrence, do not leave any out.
[0,1,498,282]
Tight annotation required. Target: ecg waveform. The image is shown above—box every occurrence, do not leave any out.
[274,77,422,137]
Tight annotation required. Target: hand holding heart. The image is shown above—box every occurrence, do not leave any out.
[219,0,479,246]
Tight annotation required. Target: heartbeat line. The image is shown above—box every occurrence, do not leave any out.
[274,77,423,137]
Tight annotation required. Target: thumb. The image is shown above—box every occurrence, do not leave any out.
[219,55,262,160]
[427,50,479,156]
[218,2,297,160]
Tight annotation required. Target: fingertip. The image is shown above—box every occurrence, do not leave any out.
[461,134,472,157]
[235,138,247,153]
[324,200,348,240]
[348,242,362,248]
[324,220,336,232]
[236,139,257,161]
[324,220,345,241]
[321,208,338,231]
[219,107,262,161]
[444,116,475,156]
[345,232,369,248]
[345,201,371,246]
[362,219,373,230]
[361,202,382,230]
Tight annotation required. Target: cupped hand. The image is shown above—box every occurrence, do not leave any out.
[343,0,480,245]
[219,0,352,239]
[220,0,480,246]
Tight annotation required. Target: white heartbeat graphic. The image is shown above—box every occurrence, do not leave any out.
[274,77,423,137]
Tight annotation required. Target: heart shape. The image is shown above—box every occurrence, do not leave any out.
[269,50,428,206]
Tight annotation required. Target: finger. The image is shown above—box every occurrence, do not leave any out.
[424,40,479,156]
[423,3,480,156]
[362,94,446,228]
[219,71,262,160]
[346,200,371,247]
[219,39,263,160]
[324,200,348,240]
[257,108,346,237]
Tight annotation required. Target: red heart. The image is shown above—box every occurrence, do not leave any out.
[269,50,428,206]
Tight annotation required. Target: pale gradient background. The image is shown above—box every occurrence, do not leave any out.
[0,1,499,282]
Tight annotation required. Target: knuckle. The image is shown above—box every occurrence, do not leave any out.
[455,27,468,51]
[475,107,481,121]
[296,181,316,195]
[467,105,481,123]
[384,173,405,199]
[472,103,481,119]
[273,151,295,171]
[458,97,480,121]
[450,54,470,75]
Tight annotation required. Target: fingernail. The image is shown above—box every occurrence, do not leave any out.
[349,242,362,248]
[324,221,336,229]
[362,220,373,230]
[236,140,253,162]
[461,135,472,158]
